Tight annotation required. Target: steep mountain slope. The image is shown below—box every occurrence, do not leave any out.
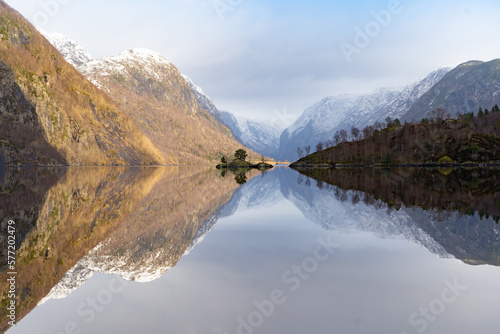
[39,30,93,67]
[0,2,163,165]
[279,68,450,161]
[43,33,258,164]
[220,111,282,159]
[181,76,281,159]
[403,59,500,121]
[181,74,225,125]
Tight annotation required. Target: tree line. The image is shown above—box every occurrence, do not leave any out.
[296,105,500,164]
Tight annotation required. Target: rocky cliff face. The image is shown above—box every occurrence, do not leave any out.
[182,74,225,125]
[0,2,164,165]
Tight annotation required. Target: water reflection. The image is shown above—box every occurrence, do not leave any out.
[0,167,247,332]
[2,167,500,334]
[294,167,500,265]
[219,168,265,185]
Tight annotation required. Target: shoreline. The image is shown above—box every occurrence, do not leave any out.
[290,162,500,169]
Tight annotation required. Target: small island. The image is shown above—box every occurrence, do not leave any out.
[217,149,274,170]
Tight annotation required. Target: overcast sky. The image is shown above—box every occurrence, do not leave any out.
[6,0,500,125]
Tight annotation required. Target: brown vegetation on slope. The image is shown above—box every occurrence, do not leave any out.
[0,167,164,332]
[0,166,254,330]
[80,50,261,164]
[0,1,164,165]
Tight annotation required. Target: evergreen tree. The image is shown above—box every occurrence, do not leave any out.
[234,149,248,161]
[478,107,484,117]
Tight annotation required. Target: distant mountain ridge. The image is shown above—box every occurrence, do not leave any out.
[39,30,93,66]
[279,68,451,161]
[220,111,282,159]
[403,59,500,121]
[179,75,282,159]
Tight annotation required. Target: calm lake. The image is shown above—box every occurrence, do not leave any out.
[2,166,500,334]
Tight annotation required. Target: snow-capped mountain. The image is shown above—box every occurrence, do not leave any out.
[182,74,225,125]
[403,59,500,121]
[279,68,451,161]
[220,111,283,159]
[43,31,261,164]
[43,30,282,159]
[41,30,93,66]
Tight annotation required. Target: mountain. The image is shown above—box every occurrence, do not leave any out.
[0,2,164,165]
[220,111,282,159]
[39,30,93,66]
[180,76,282,159]
[43,33,260,164]
[403,59,500,121]
[279,68,451,161]
[181,74,224,125]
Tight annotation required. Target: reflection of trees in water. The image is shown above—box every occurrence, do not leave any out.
[296,168,500,222]
[220,168,267,185]
[0,167,244,332]
[235,174,247,185]
[296,167,500,266]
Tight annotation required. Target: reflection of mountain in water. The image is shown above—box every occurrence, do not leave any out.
[295,168,500,266]
[0,167,245,332]
[221,170,283,217]
[3,166,499,331]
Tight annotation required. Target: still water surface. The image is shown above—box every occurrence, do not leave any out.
[2,166,500,334]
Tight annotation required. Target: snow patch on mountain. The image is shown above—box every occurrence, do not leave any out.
[41,30,93,66]
[182,74,224,124]
[279,68,451,161]
[220,111,283,159]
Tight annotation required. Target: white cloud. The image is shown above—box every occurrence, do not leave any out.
[5,0,500,121]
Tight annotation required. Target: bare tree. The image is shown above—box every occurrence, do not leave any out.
[351,126,360,141]
[339,129,348,143]
[362,125,374,139]
[297,147,304,158]
[305,145,311,155]
[374,121,384,130]
[316,142,324,152]
[385,116,393,127]
[430,108,451,122]
[334,131,341,145]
